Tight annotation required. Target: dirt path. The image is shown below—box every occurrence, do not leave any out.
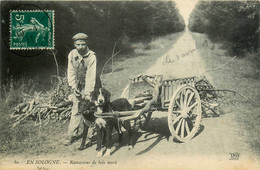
[145,29,209,79]
[1,30,259,170]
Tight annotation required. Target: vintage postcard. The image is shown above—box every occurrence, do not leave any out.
[0,0,259,170]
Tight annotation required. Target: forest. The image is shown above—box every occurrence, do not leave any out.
[188,1,259,55]
[1,1,185,82]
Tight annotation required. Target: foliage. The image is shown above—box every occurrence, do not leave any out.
[1,1,185,81]
[61,1,185,58]
[0,76,39,108]
[188,1,259,54]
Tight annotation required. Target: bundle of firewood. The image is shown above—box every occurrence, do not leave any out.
[11,76,73,127]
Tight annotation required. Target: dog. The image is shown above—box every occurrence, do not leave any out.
[94,88,122,157]
[78,100,96,151]
[94,88,134,157]
[78,88,107,151]
[110,98,134,150]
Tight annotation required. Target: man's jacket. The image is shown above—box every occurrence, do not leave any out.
[67,49,101,96]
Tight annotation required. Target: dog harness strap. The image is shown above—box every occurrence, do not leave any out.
[117,119,123,134]
[83,117,92,127]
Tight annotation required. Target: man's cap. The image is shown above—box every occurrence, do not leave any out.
[72,33,88,42]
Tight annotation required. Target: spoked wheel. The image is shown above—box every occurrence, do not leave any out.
[168,85,202,142]
[138,111,152,130]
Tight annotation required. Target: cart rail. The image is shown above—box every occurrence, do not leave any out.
[94,109,144,121]
[94,110,140,118]
[161,76,195,109]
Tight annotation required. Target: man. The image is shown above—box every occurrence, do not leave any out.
[65,33,101,145]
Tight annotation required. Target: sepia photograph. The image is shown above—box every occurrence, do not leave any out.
[0,0,259,169]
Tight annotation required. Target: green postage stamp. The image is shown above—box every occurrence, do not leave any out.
[10,10,54,49]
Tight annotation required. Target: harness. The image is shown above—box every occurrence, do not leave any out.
[94,105,123,134]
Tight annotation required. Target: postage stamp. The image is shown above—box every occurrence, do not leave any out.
[9,10,54,50]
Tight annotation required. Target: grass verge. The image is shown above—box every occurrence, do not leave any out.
[192,32,260,160]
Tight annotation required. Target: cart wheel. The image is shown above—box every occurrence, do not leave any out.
[168,85,202,142]
[138,111,152,130]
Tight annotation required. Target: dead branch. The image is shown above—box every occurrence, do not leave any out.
[58,108,72,121]
[55,101,73,108]
[102,62,124,84]
[50,50,59,78]
[199,89,257,105]
[12,106,40,127]
[201,103,219,116]
[101,42,121,77]
[200,56,237,75]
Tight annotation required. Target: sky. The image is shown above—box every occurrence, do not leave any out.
[174,0,199,25]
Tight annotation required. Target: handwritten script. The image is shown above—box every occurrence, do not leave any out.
[163,40,214,64]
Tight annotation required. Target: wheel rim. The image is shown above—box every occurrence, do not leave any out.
[168,85,202,142]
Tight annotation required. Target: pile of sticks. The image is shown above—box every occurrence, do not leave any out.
[11,76,73,127]
[195,76,223,117]
[195,76,257,116]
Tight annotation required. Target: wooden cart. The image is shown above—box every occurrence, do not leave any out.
[95,74,202,143]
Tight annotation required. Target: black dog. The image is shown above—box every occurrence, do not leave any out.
[94,88,134,157]
[78,100,96,151]
[110,98,134,150]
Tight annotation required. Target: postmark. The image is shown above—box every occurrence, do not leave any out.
[10,10,54,50]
